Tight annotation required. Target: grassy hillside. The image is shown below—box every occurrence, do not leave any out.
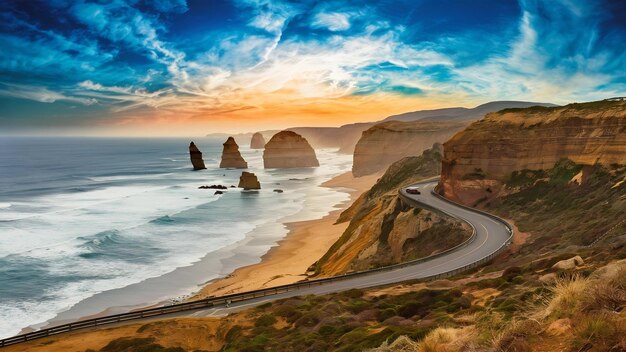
[315,144,472,275]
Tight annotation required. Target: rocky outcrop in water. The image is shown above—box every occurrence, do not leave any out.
[189,142,206,170]
[440,99,626,205]
[250,132,266,149]
[352,120,467,177]
[238,172,261,190]
[220,137,248,169]
[263,131,319,168]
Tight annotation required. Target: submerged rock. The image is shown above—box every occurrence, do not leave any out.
[214,190,224,195]
[263,131,319,168]
[189,141,206,170]
[199,185,228,189]
[250,132,266,149]
[273,189,284,193]
[238,171,261,190]
[220,137,248,168]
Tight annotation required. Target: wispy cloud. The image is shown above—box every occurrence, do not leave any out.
[0,0,624,134]
[0,83,97,105]
[311,12,351,31]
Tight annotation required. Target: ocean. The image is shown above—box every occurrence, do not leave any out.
[0,136,352,339]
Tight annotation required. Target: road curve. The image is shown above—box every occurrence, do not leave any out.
[187,180,512,317]
[0,179,513,347]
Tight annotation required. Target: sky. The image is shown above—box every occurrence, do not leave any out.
[0,0,625,136]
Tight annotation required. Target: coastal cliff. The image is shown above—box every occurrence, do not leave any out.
[250,132,266,149]
[440,99,626,205]
[352,120,468,177]
[263,131,319,168]
[316,145,471,276]
[220,137,248,169]
[189,142,206,170]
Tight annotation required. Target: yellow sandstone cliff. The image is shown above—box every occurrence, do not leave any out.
[440,99,626,205]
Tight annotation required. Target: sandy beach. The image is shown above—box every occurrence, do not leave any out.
[193,171,380,298]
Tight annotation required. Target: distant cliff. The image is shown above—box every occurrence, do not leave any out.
[263,131,319,168]
[352,120,468,177]
[250,132,266,149]
[316,145,471,276]
[440,99,626,205]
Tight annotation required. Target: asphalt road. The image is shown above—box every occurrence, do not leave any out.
[184,180,512,318]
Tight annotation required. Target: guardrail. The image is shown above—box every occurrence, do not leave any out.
[0,180,513,348]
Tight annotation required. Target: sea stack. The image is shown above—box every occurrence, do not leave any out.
[220,137,248,168]
[263,131,319,168]
[189,141,206,170]
[250,132,266,149]
[238,171,261,190]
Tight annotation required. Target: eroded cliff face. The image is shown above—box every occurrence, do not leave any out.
[220,137,248,168]
[440,99,626,205]
[263,131,319,168]
[316,146,471,276]
[352,120,468,177]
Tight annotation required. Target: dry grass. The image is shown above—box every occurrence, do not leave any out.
[366,336,419,352]
[418,327,476,352]
[543,274,589,318]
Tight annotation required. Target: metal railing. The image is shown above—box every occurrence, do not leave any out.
[0,180,513,348]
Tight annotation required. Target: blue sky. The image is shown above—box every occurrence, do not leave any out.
[0,0,625,135]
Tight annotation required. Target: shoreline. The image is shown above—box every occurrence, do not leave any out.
[25,169,377,335]
[192,171,380,299]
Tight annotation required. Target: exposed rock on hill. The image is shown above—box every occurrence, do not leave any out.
[263,131,319,168]
[189,141,206,170]
[316,145,472,276]
[219,137,248,169]
[250,132,266,149]
[238,172,260,190]
[440,99,626,205]
[352,120,467,177]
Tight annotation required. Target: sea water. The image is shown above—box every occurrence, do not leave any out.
[0,136,352,338]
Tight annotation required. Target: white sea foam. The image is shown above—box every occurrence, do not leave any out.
[0,142,352,339]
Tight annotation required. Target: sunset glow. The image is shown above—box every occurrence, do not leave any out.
[1,0,625,135]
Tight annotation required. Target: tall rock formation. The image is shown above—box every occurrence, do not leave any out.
[220,137,248,168]
[189,141,206,170]
[238,171,261,190]
[352,120,468,177]
[263,131,319,168]
[250,132,266,149]
[440,99,626,205]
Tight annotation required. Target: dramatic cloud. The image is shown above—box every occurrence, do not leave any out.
[0,0,624,135]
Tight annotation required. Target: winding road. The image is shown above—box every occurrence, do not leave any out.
[0,179,513,347]
[186,180,512,317]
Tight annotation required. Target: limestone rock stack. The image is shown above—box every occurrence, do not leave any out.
[189,141,206,170]
[238,172,261,190]
[219,137,248,168]
[440,99,626,204]
[263,131,319,168]
[250,132,266,149]
[352,120,468,176]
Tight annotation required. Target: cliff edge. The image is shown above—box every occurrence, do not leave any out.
[352,120,468,177]
[440,99,626,205]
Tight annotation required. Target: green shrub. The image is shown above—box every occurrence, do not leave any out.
[254,314,277,327]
